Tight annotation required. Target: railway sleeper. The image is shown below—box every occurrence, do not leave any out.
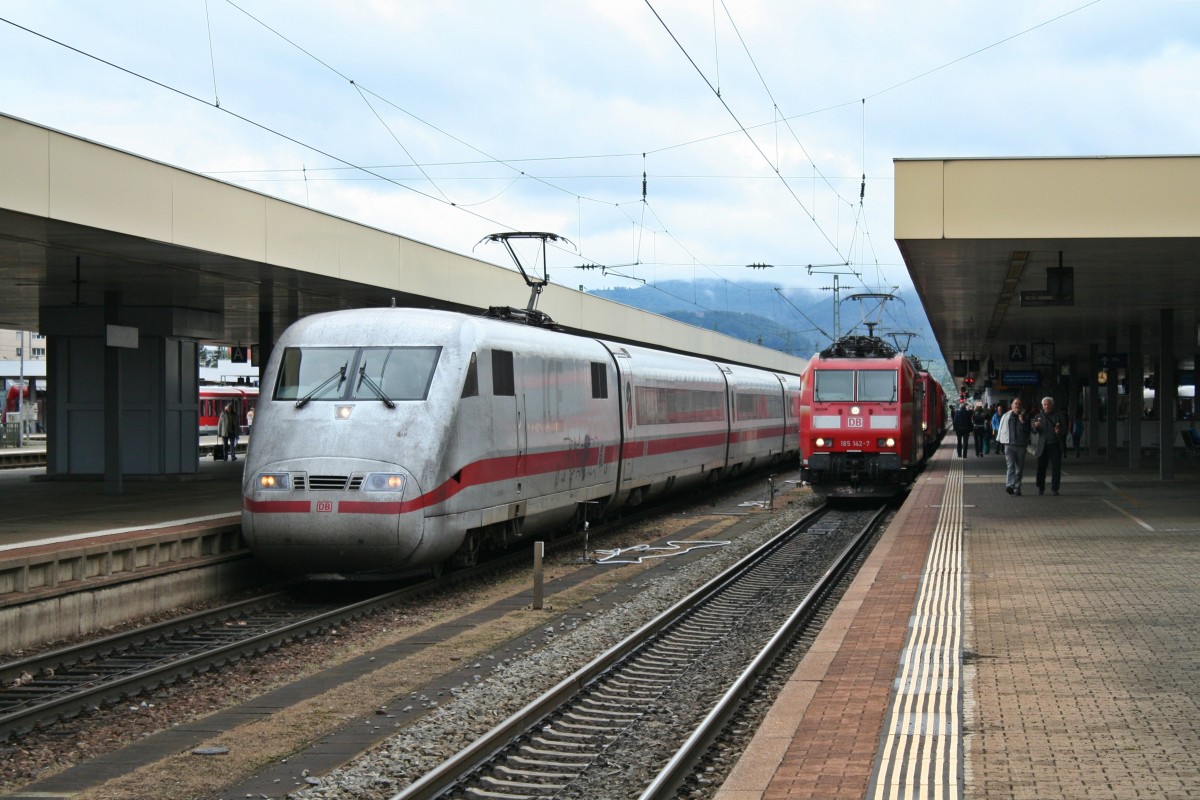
[553,720,626,736]
[526,736,597,752]
[633,654,687,669]
[539,725,615,743]
[561,709,632,726]
[611,668,679,682]
[477,775,565,793]
[508,754,592,772]
[519,744,597,760]
[491,765,575,784]
[664,630,728,644]
[462,786,543,800]
[577,702,640,719]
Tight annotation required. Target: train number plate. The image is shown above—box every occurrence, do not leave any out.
[840,439,871,448]
[846,416,864,428]
[316,501,334,512]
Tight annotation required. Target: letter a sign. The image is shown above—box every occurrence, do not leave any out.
[1008,344,1027,361]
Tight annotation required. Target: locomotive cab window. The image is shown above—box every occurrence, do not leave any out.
[352,346,441,401]
[857,371,897,402]
[274,347,356,401]
[814,370,854,402]
[461,352,479,398]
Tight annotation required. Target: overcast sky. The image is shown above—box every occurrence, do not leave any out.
[2,0,1198,340]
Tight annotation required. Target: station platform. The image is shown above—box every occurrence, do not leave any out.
[0,440,244,552]
[0,444,251,650]
[716,443,1200,800]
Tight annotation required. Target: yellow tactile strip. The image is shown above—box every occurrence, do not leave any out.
[868,457,963,799]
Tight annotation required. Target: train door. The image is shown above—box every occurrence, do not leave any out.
[516,392,527,483]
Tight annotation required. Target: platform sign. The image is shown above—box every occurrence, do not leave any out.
[1097,352,1128,370]
[1001,370,1040,386]
[230,346,248,364]
[1008,344,1027,361]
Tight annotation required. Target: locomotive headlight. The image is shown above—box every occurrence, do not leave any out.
[815,437,827,448]
[363,473,406,492]
[922,421,928,431]
[336,405,354,420]
[850,406,860,415]
[257,472,292,491]
[885,437,896,447]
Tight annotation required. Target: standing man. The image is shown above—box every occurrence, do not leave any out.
[217,402,239,462]
[952,402,973,458]
[1033,396,1066,494]
[995,397,1031,495]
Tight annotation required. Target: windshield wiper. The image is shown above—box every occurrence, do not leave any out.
[357,364,396,408]
[295,365,346,408]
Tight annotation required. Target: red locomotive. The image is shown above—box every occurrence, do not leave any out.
[798,335,929,497]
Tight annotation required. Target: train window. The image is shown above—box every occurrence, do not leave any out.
[591,362,608,399]
[461,352,479,398]
[353,346,441,401]
[814,370,854,402]
[492,350,515,396]
[274,347,355,401]
[858,371,898,402]
[736,392,784,420]
[636,387,725,425]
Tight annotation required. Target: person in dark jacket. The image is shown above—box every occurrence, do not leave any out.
[995,397,1031,495]
[217,403,239,462]
[951,403,973,458]
[971,404,989,457]
[1032,396,1066,495]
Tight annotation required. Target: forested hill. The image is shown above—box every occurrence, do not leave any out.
[586,280,940,366]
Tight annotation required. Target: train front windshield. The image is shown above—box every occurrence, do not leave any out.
[813,369,897,402]
[274,346,441,402]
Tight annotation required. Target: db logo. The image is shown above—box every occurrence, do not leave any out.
[316,501,334,513]
[847,417,864,428]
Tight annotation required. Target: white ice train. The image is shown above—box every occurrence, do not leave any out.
[241,307,801,577]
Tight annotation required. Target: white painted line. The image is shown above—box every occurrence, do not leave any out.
[1101,498,1155,531]
[0,512,241,552]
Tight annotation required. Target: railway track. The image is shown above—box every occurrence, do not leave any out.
[389,501,889,800]
[0,471,793,745]
[0,585,414,742]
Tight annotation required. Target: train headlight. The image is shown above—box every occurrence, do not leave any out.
[850,406,860,415]
[257,473,292,491]
[815,437,827,448]
[363,473,406,492]
[922,421,928,431]
[336,405,354,420]
[881,437,896,447]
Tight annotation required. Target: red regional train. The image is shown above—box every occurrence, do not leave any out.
[199,385,258,435]
[913,357,948,457]
[798,335,932,497]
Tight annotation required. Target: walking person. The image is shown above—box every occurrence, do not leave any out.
[1033,396,1066,494]
[991,403,1005,456]
[952,402,973,458]
[217,402,239,462]
[995,397,1031,495]
[972,403,989,457]
[1069,412,1084,457]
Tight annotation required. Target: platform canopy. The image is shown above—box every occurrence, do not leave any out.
[0,112,802,375]
[895,156,1200,384]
